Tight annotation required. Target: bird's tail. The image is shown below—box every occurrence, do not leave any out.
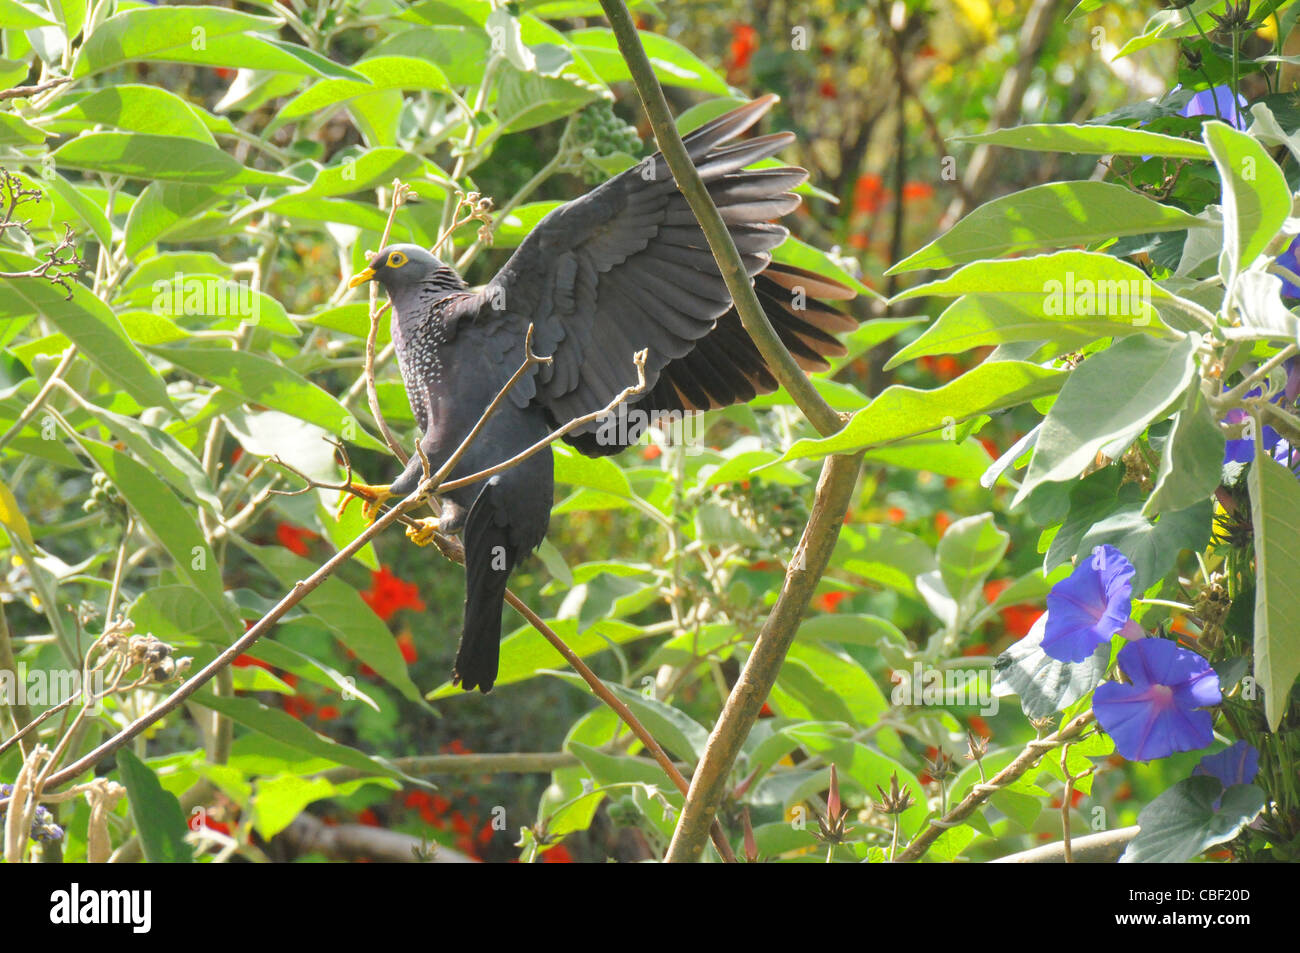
[452,484,518,694]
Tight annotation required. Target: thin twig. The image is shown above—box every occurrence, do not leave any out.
[0,346,77,452]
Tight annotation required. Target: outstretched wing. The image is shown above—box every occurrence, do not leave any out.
[470,95,857,440]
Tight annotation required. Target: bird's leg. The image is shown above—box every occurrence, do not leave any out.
[336,479,395,522]
[405,499,466,547]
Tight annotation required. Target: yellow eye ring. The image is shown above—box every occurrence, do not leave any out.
[387,250,408,268]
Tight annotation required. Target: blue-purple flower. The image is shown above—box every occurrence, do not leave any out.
[1222,360,1300,474]
[1276,238,1300,298]
[1179,84,1249,130]
[1193,740,1259,788]
[1094,639,1221,761]
[1041,544,1136,663]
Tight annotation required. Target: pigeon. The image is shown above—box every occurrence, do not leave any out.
[346,95,858,692]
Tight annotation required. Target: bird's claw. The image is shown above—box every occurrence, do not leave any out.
[337,481,395,522]
[405,517,442,547]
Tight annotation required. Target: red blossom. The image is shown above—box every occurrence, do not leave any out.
[902,181,934,203]
[853,173,886,215]
[727,24,758,76]
[276,522,317,556]
[396,631,418,664]
[817,590,849,613]
[360,566,426,621]
[540,843,574,863]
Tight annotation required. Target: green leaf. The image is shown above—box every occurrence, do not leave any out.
[149,345,385,451]
[117,749,194,863]
[494,63,603,134]
[569,27,730,95]
[956,123,1211,159]
[992,615,1107,720]
[274,56,448,124]
[1121,777,1265,863]
[552,443,633,497]
[53,133,295,186]
[53,85,219,142]
[1144,387,1225,517]
[886,293,1175,370]
[1203,121,1291,283]
[0,477,34,547]
[891,250,1196,328]
[195,691,410,780]
[79,440,237,631]
[245,544,426,707]
[769,361,1064,466]
[1248,446,1300,731]
[0,0,54,27]
[75,399,222,513]
[73,7,274,75]
[937,513,1010,608]
[0,258,172,410]
[124,182,224,257]
[1014,334,1199,504]
[889,181,1205,274]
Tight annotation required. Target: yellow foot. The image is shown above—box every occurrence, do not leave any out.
[336,480,394,522]
[404,517,441,547]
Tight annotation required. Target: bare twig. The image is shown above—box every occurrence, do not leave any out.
[0,77,72,102]
[0,346,77,452]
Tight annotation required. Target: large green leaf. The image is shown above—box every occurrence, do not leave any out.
[273,56,448,124]
[195,691,411,780]
[1144,387,1225,517]
[889,182,1204,273]
[1014,333,1199,503]
[955,122,1212,159]
[937,513,1010,609]
[1121,777,1266,863]
[887,294,1175,370]
[1248,446,1300,730]
[79,439,238,631]
[149,345,385,451]
[53,133,295,186]
[769,361,1064,466]
[569,27,730,95]
[0,256,172,410]
[1203,121,1291,283]
[52,85,222,142]
[117,749,194,863]
[891,250,1201,328]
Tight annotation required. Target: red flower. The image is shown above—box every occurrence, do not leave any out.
[817,590,848,613]
[933,511,952,536]
[276,522,317,556]
[853,173,886,215]
[641,444,662,461]
[356,808,379,827]
[727,24,758,75]
[968,715,991,739]
[360,567,426,622]
[232,654,271,669]
[316,705,340,721]
[818,79,837,99]
[396,631,418,664]
[902,181,934,203]
[886,506,906,524]
[540,843,574,863]
[982,580,1041,639]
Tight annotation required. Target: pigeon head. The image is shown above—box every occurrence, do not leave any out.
[348,244,464,297]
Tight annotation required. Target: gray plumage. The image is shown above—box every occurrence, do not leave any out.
[358,96,858,693]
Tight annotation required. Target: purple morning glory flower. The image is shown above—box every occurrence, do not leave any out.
[1042,544,1136,663]
[1276,238,1300,299]
[1179,85,1249,130]
[1193,740,1259,788]
[1094,639,1221,761]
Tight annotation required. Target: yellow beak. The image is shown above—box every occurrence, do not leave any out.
[348,266,376,289]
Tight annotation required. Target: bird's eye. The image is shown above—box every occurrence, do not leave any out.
[387,251,408,268]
